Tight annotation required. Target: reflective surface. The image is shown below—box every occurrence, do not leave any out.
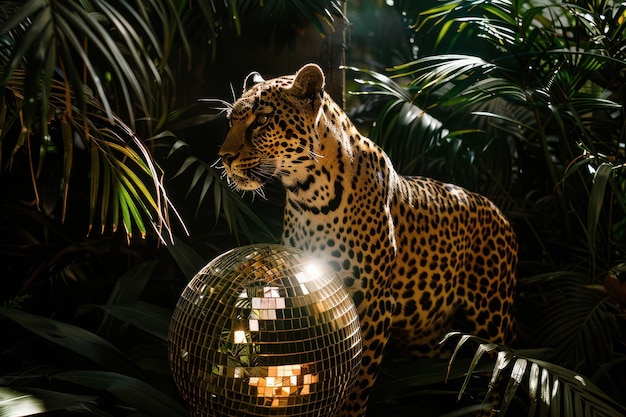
[168,244,362,417]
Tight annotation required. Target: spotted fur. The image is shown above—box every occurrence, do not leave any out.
[218,64,517,416]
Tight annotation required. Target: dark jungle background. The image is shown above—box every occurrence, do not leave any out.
[1,1,625,416]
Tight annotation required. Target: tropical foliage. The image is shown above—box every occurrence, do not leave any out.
[2,0,625,416]
[0,0,341,415]
[347,0,626,415]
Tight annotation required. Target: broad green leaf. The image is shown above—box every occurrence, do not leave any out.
[53,371,187,417]
[117,162,158,215]
[89,142,100,235]
[118,186,133,239]
[60,113,73,223]
[118,186,146,239]
[196,172,214,216]
[84,301,171,342]
[0,307,143,377]
[106,261,158,305]
[165,237,207,278]
[0,386,97,417]
[587,163,612,256]
[111,176,120,233]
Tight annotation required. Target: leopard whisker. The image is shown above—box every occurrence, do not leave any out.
[212,157,232,182]
[198,98,233,118]
[249,168,274,186]
[233,183,267,202]
[309,150,324,162]
[229,82,237,104]
[251,186,267,201]
[211,157,225,170]
[256,164,278,178]
[226,176,238,190]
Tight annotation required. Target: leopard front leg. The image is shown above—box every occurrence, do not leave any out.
[335,285,395,417]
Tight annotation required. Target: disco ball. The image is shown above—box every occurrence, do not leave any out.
[168,244,362,417]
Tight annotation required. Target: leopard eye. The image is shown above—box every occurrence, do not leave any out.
[256,114,271,126]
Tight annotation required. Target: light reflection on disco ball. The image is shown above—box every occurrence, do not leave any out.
[168,244,362,417]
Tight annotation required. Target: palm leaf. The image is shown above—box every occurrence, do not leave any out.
[535,279,620,375]
[443,333,626,417]
[343,65,412,102]
[587,163,612,257]
[0,0,168,127]
[392,0,625,239]
[75,110,186,242]
[167,139,277,243]
[344,67,452,175]
[346,66,521,195]
[1,5,185,242]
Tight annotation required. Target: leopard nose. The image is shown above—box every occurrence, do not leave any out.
[219,150,237,169]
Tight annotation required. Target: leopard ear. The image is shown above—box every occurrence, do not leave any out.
[243,71,265,91]
[291,64,325,112]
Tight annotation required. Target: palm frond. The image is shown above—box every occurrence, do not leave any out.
[444,333,626,417]
[79,106,186,243]
[0,1,196,241]
[1,71,185,242]
[0,0,170,129]
[344,67,448,173]
[345,66,520,197]
[167,139,277,244]
[526,273,623,375]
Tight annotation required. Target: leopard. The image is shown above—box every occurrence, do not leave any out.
[218,63,517,416]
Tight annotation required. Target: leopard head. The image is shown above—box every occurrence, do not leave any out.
[218,64,326,193]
